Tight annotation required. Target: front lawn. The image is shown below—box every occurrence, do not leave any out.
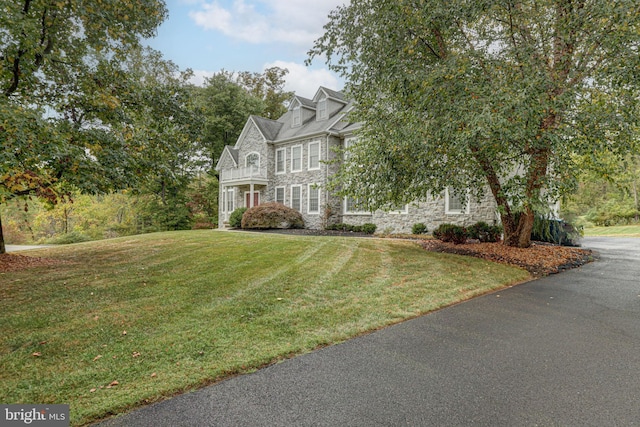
[0,230,529,425]
[583,225,640,237]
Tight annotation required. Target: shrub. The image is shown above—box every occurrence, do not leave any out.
[45,231,93,245]
[241,202,304,229]
[326,223,377,234]
[412,223,428,235]
[228,207,247,228]
[361,223,377,234]
[467,221,502,243]
[531,215,582,246]
[433,223,467,244]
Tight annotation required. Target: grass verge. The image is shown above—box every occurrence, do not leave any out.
[0,230,530,425]
[583,225,640,237]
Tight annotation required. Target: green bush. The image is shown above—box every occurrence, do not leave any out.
[326,223,377,234]
[241,202,304,229]
[361,223,377,234]
[467,221,502,243]
[531,215,582,246]
[45,231,93,245]
[229,207,247,228]
[412,223,428,235]
[433,223,467,244]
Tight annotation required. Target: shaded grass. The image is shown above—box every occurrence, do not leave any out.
[0,230,530,425]
[583,225,640,237]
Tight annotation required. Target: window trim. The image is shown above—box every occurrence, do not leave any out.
[290,185,302,212]
[275,186,286,205]
[307,141,320,171]
[344,196,371,215]
[292,106,301,127]
[445,188,470,215]
[317,98,327,120]
[275,148,286,174]
[307,184,320,214]
[224,188,235,214]
[245,152,260,168]
[291,144,303,173]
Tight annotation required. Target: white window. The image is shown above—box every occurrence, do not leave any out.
[225,189,235,213]
[275,186,285,205]
[245,152,260,168]
[308,184,320,214]
[344,197,369,214]
[292,106,301,127]
[445,188,469,214]
[317,98,327,120]
[275,148,286,174]
[308,141,320,170]
[291,185,302,211]
[291,145,302,172]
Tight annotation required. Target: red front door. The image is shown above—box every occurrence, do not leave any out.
[245,192,260,208]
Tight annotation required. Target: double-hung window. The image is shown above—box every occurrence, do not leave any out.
[275,148,286,174]
[275,186,285,205]
[291,185,302,211]
[308,141,320,170]
[445,188,469,214]
[308,184,320,214]
[291,145,302,172]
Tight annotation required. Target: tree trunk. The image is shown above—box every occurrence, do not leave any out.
[0,211,6,254]
[502,207,535,248]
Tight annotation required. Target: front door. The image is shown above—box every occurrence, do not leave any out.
[245,191,260,208]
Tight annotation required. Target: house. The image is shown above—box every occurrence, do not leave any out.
[215,87,498,233]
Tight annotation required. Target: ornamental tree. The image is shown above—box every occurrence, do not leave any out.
[309,0,640,247]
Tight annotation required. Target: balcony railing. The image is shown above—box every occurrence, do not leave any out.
[220,166,267,183]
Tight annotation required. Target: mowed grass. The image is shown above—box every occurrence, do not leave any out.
[583,225,640,237]
[0,230,529,425]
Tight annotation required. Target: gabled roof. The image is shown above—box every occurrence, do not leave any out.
[313,86,347,103]
[250,115,283,141]
[214,145,239,171]
[289,95,316,111]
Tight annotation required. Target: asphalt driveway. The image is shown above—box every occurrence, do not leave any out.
[97,237,640,426]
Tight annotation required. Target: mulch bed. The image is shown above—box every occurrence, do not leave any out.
[420,239,594,276]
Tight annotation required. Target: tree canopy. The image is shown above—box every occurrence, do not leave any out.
[1,0,168,253]
[309,0,640,247]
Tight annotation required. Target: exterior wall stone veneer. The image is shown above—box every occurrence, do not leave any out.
[216,87,500,234]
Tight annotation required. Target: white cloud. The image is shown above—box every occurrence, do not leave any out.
[265,60,342,98]
[189,0,346,46]
[188,69,217,86]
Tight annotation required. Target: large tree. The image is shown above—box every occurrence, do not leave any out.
[0,0,167,253]
[309,0,640,247]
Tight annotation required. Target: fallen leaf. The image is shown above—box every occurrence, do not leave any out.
[106,380,119,389]
[39,341,47,345]
[132,351,141,358]
[151,372,157,378]
[32,352,42,357]
[90,388,97,393]
[122,330,127,336]
[93,355,102,362]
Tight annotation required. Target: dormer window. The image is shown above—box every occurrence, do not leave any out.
[317,98,327,120]
[292,106,301,127]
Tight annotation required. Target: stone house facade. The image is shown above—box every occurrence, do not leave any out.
[215,87,498,233]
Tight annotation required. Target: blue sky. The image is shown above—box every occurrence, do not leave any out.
[147,0,347,98]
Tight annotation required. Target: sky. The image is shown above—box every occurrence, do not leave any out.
[146,0,348,99]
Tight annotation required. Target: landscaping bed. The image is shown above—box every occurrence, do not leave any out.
[420,239,594,276]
